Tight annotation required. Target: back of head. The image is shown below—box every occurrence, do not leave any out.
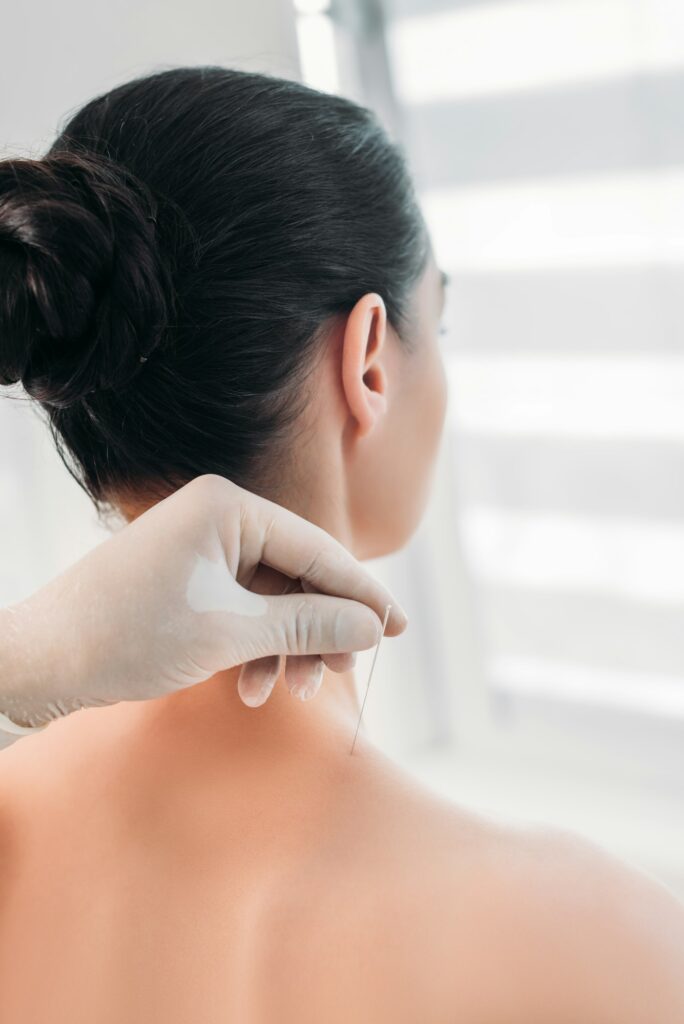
[0,66,428,508]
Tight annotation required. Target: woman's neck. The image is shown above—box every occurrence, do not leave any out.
[134,659,364,765]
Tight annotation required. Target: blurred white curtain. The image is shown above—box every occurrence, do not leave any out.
[378,0,684,751]
[292,0,684,892]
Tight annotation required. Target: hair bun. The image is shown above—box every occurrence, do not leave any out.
[0,150,173,408]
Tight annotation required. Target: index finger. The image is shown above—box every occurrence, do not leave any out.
[233,489,408,637]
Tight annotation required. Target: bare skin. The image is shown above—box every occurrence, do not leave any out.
[1,658,683,1023]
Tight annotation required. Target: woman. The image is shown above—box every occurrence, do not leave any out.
[0,66,682,1022]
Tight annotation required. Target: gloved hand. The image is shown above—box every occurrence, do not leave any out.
[0,474,407,733]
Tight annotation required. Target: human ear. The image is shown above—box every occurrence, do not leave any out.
[340,292,388,439]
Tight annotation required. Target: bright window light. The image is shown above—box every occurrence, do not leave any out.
[422,169,684,273]
[293,0,330,12]
[387,0,684,104]
[445,354,684,440]
[490,656,684,719]
[294,11,339,94]
[461,506,684,604]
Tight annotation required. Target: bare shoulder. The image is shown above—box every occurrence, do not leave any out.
[492,820,684,1020]
[332,751,684,1022]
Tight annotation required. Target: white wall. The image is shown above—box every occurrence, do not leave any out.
[1,0,300,156]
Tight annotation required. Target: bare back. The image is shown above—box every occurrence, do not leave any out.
[1,671,683,1024]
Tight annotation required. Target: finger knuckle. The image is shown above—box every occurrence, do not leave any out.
[293,599,317,654]
[302,537,342,584]
[190,473,232,505]
[301,546,325,583]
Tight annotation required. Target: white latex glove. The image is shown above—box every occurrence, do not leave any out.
[0,474,407,736]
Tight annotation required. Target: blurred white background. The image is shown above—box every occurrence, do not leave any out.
[2,0,683,895]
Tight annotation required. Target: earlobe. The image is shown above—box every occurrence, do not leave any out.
[341,292,388,439]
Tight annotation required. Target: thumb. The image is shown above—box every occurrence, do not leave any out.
[245,593,385,660]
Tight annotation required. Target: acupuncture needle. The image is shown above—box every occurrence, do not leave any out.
[349,603,392,755]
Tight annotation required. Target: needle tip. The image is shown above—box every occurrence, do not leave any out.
[349,602,392,755]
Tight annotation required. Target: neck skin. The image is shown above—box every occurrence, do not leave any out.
[117,490,367,767]
[119,345,374,764]
[145,659,364,761]
[109,663,370,832]
[128,519,365,765]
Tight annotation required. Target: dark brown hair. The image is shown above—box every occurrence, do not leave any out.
[0,66,429,507]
